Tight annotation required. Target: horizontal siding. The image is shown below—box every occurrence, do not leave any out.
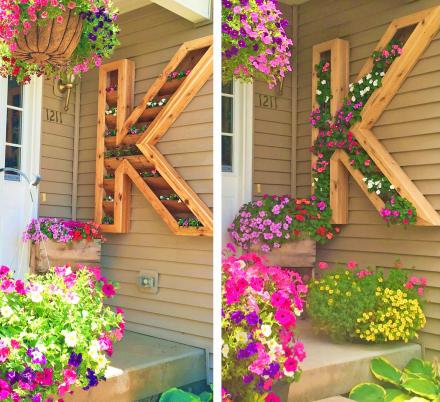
[297,0,440,359]
[39,81,76,218]
[253,3,293,198]
[77,4,213,353]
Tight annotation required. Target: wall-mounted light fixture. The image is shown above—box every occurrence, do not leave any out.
[57,73,76,112]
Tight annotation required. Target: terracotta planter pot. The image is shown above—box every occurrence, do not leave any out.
[30,239,101,274]
[13,10,83,66]
[105,114,117,128]
[139,106,162,122]
[158,77,186,96]
[106,91,118,107]
[250,239,316,268]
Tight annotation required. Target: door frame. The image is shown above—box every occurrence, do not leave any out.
[0,76,43,276]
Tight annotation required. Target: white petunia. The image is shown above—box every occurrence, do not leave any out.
[373,80,378,86]
[261,325,272,337]
[390,184,395,190]
[351,96,356,102]
[222,343,229,358]
[358,79,363,84]
[62,330,78,348]
[1,306,12,318]
[366,74,371,79]
[380,72,385,76]
[325,96,330,103]
[362,177,367,182]
[376,190,381,195]
[236,331,248,344]
[321,80,326,84]
[316,89,322,95]
[30,292,43,303]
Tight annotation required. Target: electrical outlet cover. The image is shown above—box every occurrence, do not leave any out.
[138,270,159,294]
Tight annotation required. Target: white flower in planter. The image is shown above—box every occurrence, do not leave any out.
[380,72,385,76]
[1,306,13,318]
[236,331,248,344]
[390,184,395,190]
[351,96,356,102]
[316,89,322,95]
[349,84,354,92]
[325,96,330,103]
[321,80,326,84]
[362,177,367,182]
[376,189,381,195]
[30,292,43,303]
[373,80,378,87]
[366,74,372,79]
[62,330,78,348]
[222,343,229,358]
[261,324,272,337]
[358,79,363,84]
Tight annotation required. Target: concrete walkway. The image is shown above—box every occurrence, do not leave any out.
[277,320,421,402]
[65,331,206,402]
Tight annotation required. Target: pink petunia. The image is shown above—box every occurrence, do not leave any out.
[347,260,358,270]
[318,261,328,270]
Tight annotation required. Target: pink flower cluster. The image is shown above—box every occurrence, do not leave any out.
[222,0,293,88]
[222,251,307,401]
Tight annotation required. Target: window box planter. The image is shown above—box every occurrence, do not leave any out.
[158,77,186,96]
[249,239,316,268]
[106,90,118,107]
[105,114,117,128]
[30,239,101,274]
[139,106,162,122]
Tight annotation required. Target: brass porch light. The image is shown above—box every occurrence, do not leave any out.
[57,73,76,111]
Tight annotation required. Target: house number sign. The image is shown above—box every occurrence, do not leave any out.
[257,93,278,110]
[44,108,63,124]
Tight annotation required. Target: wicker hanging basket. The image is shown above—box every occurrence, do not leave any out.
[12,10,83,66]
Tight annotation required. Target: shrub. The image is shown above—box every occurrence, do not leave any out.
[308,261,426,343]
[222,249,308,401]
[0,265,124,400]
[350,357,440,402]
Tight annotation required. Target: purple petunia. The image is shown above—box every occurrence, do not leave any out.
[68,352,83,368]
[27,348,46,365]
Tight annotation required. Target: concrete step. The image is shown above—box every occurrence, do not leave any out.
[277,320,421,402]
[65,331,206,402]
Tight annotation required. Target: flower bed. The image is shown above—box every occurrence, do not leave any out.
[0,264,124,400]
[222,248,307,401]
[222,0,293,88]
[308,260,426,343]
[0,0,119,84]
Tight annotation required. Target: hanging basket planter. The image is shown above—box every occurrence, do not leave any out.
[222,0,293,88]
[0,1,120,84]
[12,10,83,67]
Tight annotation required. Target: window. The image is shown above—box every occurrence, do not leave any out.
[4,79,23,181]
[222,81,234,172]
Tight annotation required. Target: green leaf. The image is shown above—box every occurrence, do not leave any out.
[384,388,411,402]
[405,359,435,380]
[199,391,213,402]
[159,388,200,402]
[402,378,439,399]
[371,357,403,386]
[350,383,386,402]
[406,398,431,402]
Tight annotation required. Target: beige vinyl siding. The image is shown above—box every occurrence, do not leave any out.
[76,4,213,353]
[296,0,440,358]
[253,3,293,198]
[39,81,76,218]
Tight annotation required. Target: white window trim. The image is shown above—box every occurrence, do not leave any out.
[225,80,253,204]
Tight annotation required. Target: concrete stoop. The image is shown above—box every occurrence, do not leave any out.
[65,331,206,402]
[277,320,421,402]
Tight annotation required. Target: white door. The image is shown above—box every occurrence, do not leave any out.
[0,77,42,277]
[221,80,253,242]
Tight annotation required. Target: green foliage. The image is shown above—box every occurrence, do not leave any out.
[159,388,213,402]
[350,358,440,402]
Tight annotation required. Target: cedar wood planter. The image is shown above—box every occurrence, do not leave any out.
[30,239,101,274]
[250,239,316,268]
[13,10,83,66]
